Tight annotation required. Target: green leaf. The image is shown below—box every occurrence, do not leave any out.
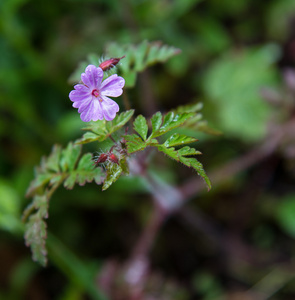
[173,102,203,114]
[177,146,202,156]
[125,134,148,154]
[151,111,162,133]
[157,145,211,190]
[69,42,181,88]
[163,133,198,147]
[276,195,295,238]
[26,173,53,198]
[76,132,104,145]
[63,153,104,189]
[60,142,81,172]
[24,142,105,266]
[26,145,64,198]
[119,158,129,175]
[44,145,62,173]
[102,163,123,191]
[203,44,280,141]
[0,180,22,233]
[133,115,148,140]
[105,41,181,87]
[106,109,135,134]
[24,194,49,266]
[76,110,134,144]
[150,112,195,138]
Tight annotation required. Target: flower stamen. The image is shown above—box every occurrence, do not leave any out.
[92,89,100,97]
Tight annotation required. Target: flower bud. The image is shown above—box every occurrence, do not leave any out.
[109,153,119,165]
[99,56,125,71]
[94,153,108,166]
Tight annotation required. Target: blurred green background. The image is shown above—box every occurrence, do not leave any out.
[1,0,295,299]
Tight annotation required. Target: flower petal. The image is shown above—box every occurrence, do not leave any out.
[72,95,92,109]
[91,99,104,121]
[100,74,125,97]
[101,95,120,121]
[73,84,90,93]
[77,97,93,113]
[80,100,95,122]
[81,65,103,89]
[69,89,92,103]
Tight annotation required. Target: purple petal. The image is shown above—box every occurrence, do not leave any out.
[77,97,93,113]
[81,65,103,89]
[100,74,125,97]
[80,101,95,122]
[73,84,90,93]
[72,96,92,109]
[91,100,104,121]
[69,90,92,103]
[101,96,120,121]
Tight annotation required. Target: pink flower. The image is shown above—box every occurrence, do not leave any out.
[69,65,125,122]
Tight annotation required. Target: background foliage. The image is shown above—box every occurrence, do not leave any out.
[1,0,295,299]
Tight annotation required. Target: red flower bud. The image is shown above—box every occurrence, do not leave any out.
[99,56,125,71]
[109,153,119,165]
[94,153,108,166]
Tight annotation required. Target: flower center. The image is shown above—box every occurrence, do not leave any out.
[92,89,100,97]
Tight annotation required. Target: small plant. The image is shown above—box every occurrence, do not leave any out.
[23,42,213,298]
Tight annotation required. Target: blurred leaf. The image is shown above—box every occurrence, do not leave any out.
[24,194,49,266]
[24,142,105,265]
[173,102,203,114]
[276,194,295,238]
[203,44,281,141]
[267,0,295,41]
[106,41,181,87]
[63,153,104,190]
[0,179,22,233]
[70,41,181,88]
[60,142,81,172]
[173,102,222,135]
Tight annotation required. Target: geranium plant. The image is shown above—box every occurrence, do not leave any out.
[23,41,213,298]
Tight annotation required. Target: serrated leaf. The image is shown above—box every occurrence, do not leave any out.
[150,112,195,138]
[177,146,201,156]
[156,145,211,190]
[107,109,135,133]
[44,145,62,173]
[185,158,211,190]
[25,212,47,266]
[26,173,53,198]
[133,115,148,140]
[119,158,129,175]
[158,145,179,160]
[24,194,49,266]
[164,133,198,147]
[102,163,123,191]
[105,41,181,87]
[63,153,104,189]
[76,110,134,145]
[76,132,105,145]
[125,134,148,154]
[60,142,81,172]
[151,111,162,133]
